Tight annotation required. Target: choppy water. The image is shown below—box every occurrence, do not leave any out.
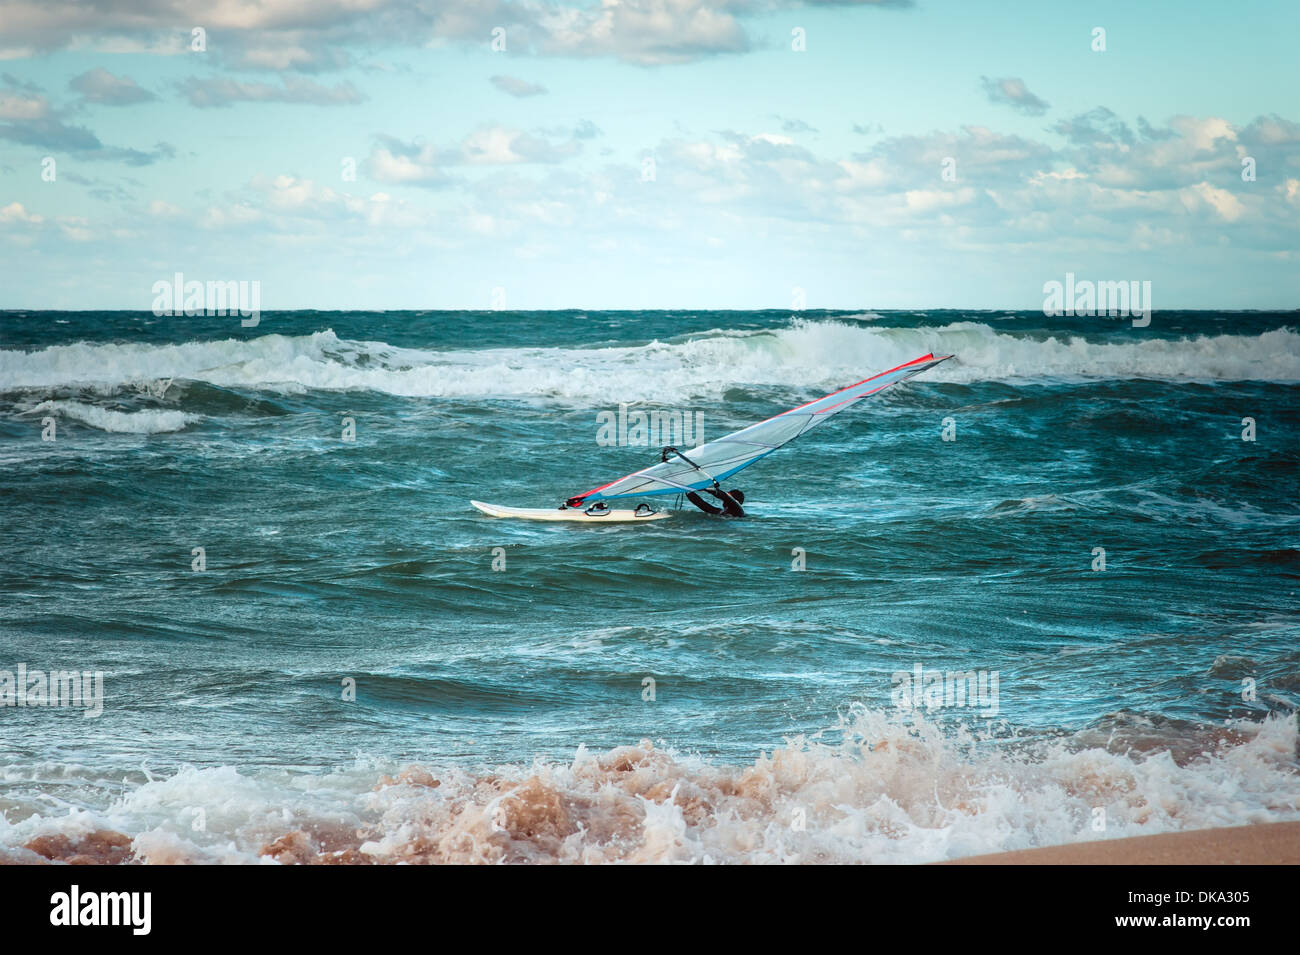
[1,309,1298,863]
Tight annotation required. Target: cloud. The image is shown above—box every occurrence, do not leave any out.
[491,75,547,97]
[61,172,137,203]
[0,74,169,162]
[1179,181,1244,221]
[980,76,1050,116]
[197,202,264,231]
[0,201,43,225]
[534,0,751,65]
[69,68,157,105]
[366,123,597,185]
[1168,115,1236,152]
[231,42,355,73]
[178,76,366,107]
[24,107,1296,292]
[584,109,1298,250]
[850,125,1054,192]
[148,199,184,217]
[1049,109,1257,192]
[57,216,94,241]
[572,119,601,139]
[776,116,819,134]
[903,186,977,212]
[540,0,914,66]
[0,75,49,120]
[1,73,42,92]
[366,138,452,187]
[1240,113,1300,146]
[717,129,816,163]
[0,0,911,70]
[0,116,104,151]
[1053,106,1134,148]
[463,126,583,164]
[0,116,173,164]
[191,174,424,231]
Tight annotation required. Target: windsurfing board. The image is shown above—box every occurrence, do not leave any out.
[470,500,672,523]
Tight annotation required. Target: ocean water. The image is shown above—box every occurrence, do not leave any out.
[1,309,1298,864]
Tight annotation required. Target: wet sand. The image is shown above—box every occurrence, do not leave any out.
[943,821,1300,865]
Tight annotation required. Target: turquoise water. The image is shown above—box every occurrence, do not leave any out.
[1,309,1298,863]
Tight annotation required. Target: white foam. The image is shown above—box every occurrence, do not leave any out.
[30,399,198,434]
[2,709,1296,864]
[2,322,1296,406]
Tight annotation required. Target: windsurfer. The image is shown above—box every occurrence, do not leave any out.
[685,487,745,517]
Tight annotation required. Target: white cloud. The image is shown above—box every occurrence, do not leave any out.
[367,144,448,186]
[980,76,1050,116]
[179,76,365,108]
[904,187,977,212]
[148,199,184,217]
[0,0,908,70]
[1169,115,1237,152]
[69,68,156,105]
[58,216,93,240]
[1180,181,1245,221]
[0,90,48,120]
[199,202,264,230]
[0,201,43,225]
[490,75,547,97]
[366,125,592,186]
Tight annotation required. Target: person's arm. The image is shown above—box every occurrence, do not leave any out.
[699,486,744,516]
[685,491,722,515]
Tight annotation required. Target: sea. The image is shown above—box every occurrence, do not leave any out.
[1,308,1297,863]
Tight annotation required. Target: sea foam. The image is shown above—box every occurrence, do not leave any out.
[3,708,1297,865]
[2,322,1298,407]
[28,399,198,434]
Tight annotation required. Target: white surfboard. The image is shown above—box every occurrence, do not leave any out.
[470,500,672,523]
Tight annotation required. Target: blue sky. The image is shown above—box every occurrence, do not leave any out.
[1,0,1297,309]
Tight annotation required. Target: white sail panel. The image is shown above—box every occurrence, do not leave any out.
[567,352,952,504]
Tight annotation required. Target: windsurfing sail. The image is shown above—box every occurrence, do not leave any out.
[564,352,953,505]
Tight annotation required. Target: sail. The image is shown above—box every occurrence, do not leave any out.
[566,352,952,504]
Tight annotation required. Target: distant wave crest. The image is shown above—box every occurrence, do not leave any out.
[2,322,1298,405]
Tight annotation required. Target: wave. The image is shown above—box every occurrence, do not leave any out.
[2,708,1297,864]
[28,399,199,434]
[2,322,1298,405]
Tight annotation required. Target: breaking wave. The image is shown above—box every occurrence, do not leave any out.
[2,321,1298,405]
[3,708,1297,865]
[27,399,198,434]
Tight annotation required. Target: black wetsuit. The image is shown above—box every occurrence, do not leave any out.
[686,487,744,517]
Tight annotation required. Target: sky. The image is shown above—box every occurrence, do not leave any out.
[0,0,1297,310]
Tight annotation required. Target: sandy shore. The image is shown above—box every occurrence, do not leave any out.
[943,821,1300,865]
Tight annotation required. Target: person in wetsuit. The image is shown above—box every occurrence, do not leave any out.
[686,486,745,517]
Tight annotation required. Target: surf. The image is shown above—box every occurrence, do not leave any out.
[3,322,1298,406]
[3,708,1297,865]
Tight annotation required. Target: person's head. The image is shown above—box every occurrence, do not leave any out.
[728,489,744,503]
